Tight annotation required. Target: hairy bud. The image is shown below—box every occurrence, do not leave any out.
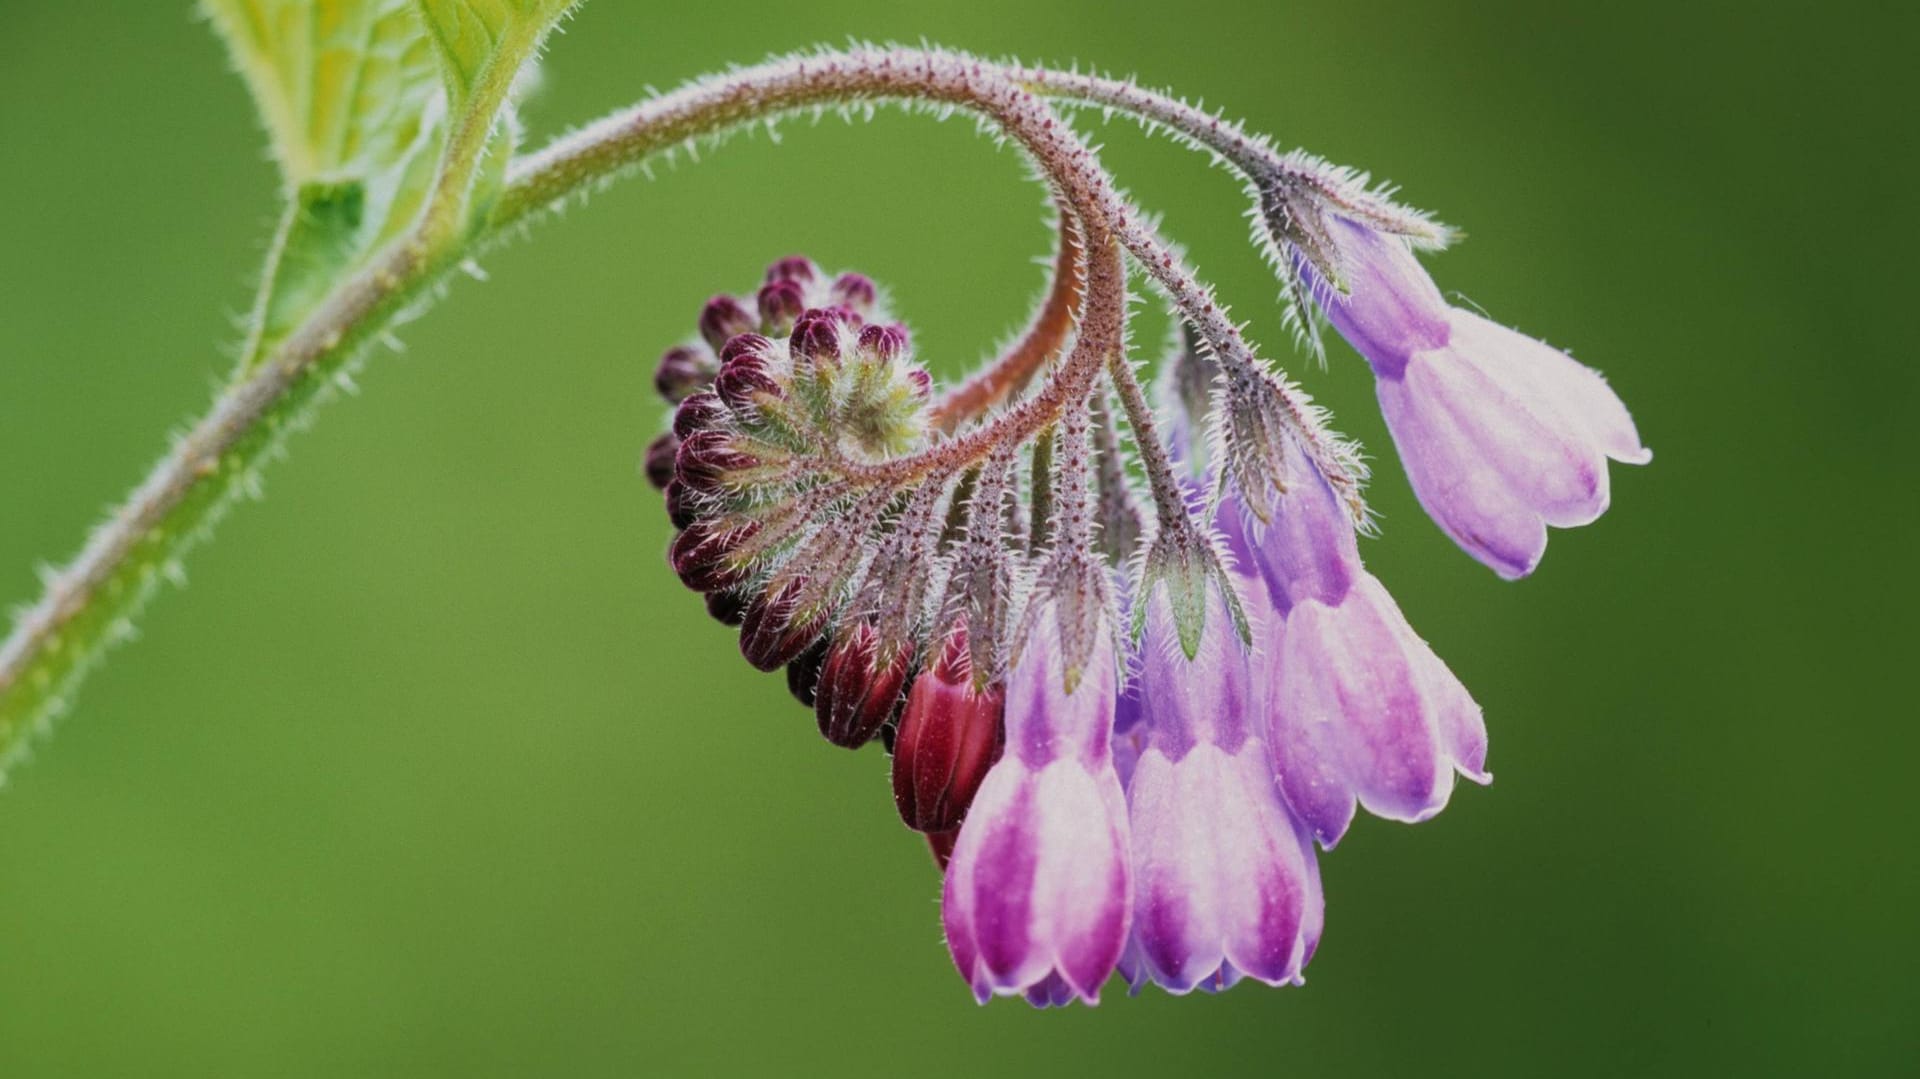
[830,272,877,312]
[789,309,844,369]
[699,294,756,352]
[815,621,913,749]
[673,391,726,440]
[674,430,758,493]
[857,323,909,364]
[740,576,830,672]
[765,255,820,286]
[669,519,758,593]
[654,345,717,404]
[643,433,679,490]
[891,628,1005,833]
[786,638,828,707]
[756,280,808,336]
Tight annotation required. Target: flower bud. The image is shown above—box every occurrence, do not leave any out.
[789,309,842,369]
[856,322,909,364]
[739,576,828,672]
[673,391,726,439]
[663,480,699,529]
[764,255,819,286]
[756,280,807,336]
[699,295,755,352]
[718,332,775,366]
[675,429,757,493]
[714,352,782,415]
[669,519,757,593]
[814,621,913,749]
[653,345,716,404]
[786,639,828,707]
[830,272,877,313]
[643,433,679,490]
[925,828,959,871]
[906,367,932,400]
[705,588,746,627]
[891,629,1006,833]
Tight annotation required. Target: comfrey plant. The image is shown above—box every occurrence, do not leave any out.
[0,4,1647,1007]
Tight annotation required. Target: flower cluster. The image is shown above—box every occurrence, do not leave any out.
[643,118,1645,1008]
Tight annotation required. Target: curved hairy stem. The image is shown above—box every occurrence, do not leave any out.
[929,201,1085,433]
[0,46,1334,780]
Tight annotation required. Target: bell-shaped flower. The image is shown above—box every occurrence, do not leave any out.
[941,602,1132,1005]
[1304,216,1650,578]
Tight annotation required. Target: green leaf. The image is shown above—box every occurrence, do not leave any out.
[412,0,576,109]
[200,0,444,188]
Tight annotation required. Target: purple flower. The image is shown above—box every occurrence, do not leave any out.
[1305,216,1650,579]
[941,602,1132,1005]
[1225,448,1489,849]
[1121,585,1323,993]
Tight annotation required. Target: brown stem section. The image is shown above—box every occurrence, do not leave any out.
[928,204,1085,433]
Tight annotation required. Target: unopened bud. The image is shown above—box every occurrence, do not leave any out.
[764,255,819,286]
[714,353,781,415]
[924,828,959,870]
[664,480,699,529]
[705,588,746,627]
[856,323,909,364]
[643,433,679,490]
[756,280,807,336]
[675,430,758,493]
[890,629,1006,833]
[699,295,755,352]
[786,638,828,707]
[830,272,877,313]
[669,520,758,593]
[905,367,932,400]
[789,309,842,368]
[673,391,726,439]
[814,621,913,749]
[653,345,716,404]
[739,576,829,672]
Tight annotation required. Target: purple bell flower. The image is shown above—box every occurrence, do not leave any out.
[1122,585,1323,993]
[1306,216,1650,579]
[1224,444,1490,849]
[941,601,1132,1005]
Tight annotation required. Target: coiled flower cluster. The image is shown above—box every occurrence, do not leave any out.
[628,48,1649,1008]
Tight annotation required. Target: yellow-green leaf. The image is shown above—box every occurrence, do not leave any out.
[200,0,443,187]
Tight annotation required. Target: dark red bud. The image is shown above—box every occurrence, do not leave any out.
[714,354,781,414]
[739,577,828,672]
[718,332,775,367]
[705,588,746,627]
[786,639,829,707]
[789,309,843,368]
[669,520,758,593]
[856,323,909,364]
[905,367,933,399]
[675,429,757,493]
[830,272,877,312]
[653,345,716,404]
[663,480,699,529]
[891,629,1006,833]
[764,255,820,286]
[643,433,679,490]
[814,621,914,749]
[699,295,756,352]
[673,391,726,439]
[756,280,807,336]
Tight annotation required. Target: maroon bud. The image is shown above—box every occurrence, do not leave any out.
[705,588,746,627]
[643,433,679,490]
[663,480,699,529]
[764,255,820,286]
[739,577,828,672]
[718,332,774,366]
[756,280,807,336]
[891,629,1006,833]
[786,639,828,707]
[814,621,913,749]
[699,295,755,352]
[789,309,842,368]
[856,323,910,364]
[668,519,757,593]
[905,367,933,399]
[675,429,757,493]
[924,828,959,870]
[653,345,716,404]
[830,272,877,313]
[714,353,781,414]
[673,391,726,439]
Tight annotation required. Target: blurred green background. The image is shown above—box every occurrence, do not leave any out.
[1,1,1913,1075]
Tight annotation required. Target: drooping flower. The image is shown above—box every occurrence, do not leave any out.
[1223,439,1489,849]
[1121,583,1323,993]
[941,601,1132,1005]
[1298,214,1650,579]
